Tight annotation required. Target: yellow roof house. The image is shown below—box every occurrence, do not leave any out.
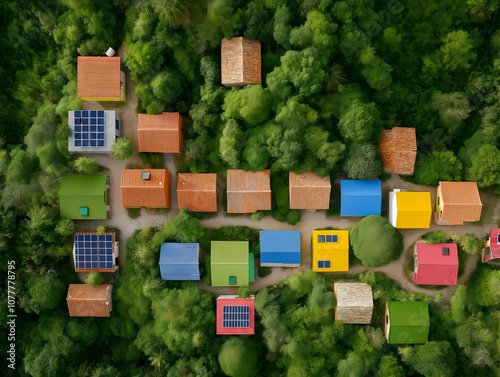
[312,230,349,272]
[388,190,432,229]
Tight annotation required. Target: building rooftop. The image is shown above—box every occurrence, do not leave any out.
[159,243,200,281]
[379,127,417,175]
[120,169,170,208]
[260,230,301,266]
[177,173,217,212]
[67,284,112,317]
[59,175,108,220]
[439,181,482,225]
[216,295,255,335]
[221,37,261,86]
[226,170,271,213]
[334,282,374,324]
[414,243,459,285]
[138,112,183,153]
[340,180,382,216]
[77,56,122,99]
[211,241,249,286]
[68,110,117,152]
[73,233,116,272]
[386,301,429,344]
[289,171,331,210]
[390,191,432,229]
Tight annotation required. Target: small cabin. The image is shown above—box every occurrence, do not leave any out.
[120,169,170,208]
[67,284,112,317]
[334,282,373,324]
[385,301,429,344]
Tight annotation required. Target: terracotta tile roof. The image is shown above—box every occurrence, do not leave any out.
[67,284,112,317]
[221,37,261,86]
[121,169,170,208]
[439,181,482,225]
[379,127,417,175]
[177,173,217,212]
[289,172,331,209]
[77,57,122,99]
[138,112,183,153]
[226,169,271,213]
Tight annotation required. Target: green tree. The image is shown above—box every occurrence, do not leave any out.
[238,285,251,298]
[431,91,472,129]
[218,337,260,377]
[55,218,74,237]
[337,99,381,143]
[219,119,243,168]
[343,143,383,179]
[441,30,476,71]
[377,355,405,377]
[273,4,292,49]
[162,208,204,243]
[74,157,100,173]
[21,274,66,314]
[150,0,190,29]
[223,86,273,126]
[86,271,103,287]
[112,137,133,160]
[413,150,463,186]
[468,144,500,187]
[362,56,393,90]
[407,341,457,377]
[350,216,404,267]
[66,319,99,346]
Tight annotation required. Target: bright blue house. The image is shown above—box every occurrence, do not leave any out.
[260,230,301,267]
[340,180,382,217]
[159,243,200,280]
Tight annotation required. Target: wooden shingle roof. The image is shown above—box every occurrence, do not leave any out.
[177,173,217,212]
[120,169,170,208]
[334,282,373,324]
[138,112,183,153]
[77,57,122,99]
[439,181,482,225]
[226,169,271,213]
[379,127,417,175]
[67,284,112,317]
[289,172,331,210]
[221,37,261,86]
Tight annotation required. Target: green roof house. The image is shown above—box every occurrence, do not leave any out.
[59,175,108,220]
[385,301,429,344]
[211,241,252,287]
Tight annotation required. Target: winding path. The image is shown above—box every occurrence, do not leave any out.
[77,45,499,303]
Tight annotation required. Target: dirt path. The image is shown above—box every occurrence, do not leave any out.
[74,44,499,302]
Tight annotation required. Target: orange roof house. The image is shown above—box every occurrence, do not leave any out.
[77,56,125,101]
[138,112,183,153]
[289,172,331,210]
[227,170,271,213]
[177,173,217,212]
[435,181,482,225]
[66,284,112,317]
[121,169,170,208]
[379,127,417,175]
[221,37,261,87]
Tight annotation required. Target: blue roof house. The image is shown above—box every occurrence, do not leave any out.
[159,243,200,280]
[260,230,301,267]
[340,180,382,217]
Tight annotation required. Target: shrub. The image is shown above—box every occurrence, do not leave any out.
[258,267,272,278]
[421,230,450,244]
[86,271,103,287]
[218,338,260,377]
[238,285,251,298]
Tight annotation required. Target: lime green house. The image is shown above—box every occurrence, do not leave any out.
[385,301,429,344]
[59,175,109,220]
[211,241,254,287]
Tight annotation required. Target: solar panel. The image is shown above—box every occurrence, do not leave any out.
[497,234,500,244]
[222,305,250,328]
[318,260,330,268]
[74,234,114,270]
[73,110,105,147]
[326,235,337,243]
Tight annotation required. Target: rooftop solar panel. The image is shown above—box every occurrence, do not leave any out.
[222,305,250,328]
[73,111,105,148]
[74,234,114,270]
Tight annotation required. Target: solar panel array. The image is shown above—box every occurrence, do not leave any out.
[74,234,114,270]
[222,305,250,328]
[326,235,337,242]
[318,260,331,268]
[73,110,106,147]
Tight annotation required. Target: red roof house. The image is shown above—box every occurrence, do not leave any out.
[138,112,183,153]
[221,37,261,87]
[379,127,417,175]
[216,295,255,335]
[413,243,459,285]
[483,228,500,263]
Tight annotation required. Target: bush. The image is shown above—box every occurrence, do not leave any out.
[218,337,260,377]
[111,137,133,160]
[127,208,141,219]
[350,216,404,267]
[238,285,251,298]
[86,271,103,287]
[258,266,272,278]
[201,253,211,286]
[421,230,450,244]
[454,233,483,255]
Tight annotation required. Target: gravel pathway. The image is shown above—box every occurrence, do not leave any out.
[74,44,499,302]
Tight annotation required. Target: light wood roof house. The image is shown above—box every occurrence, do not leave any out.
[67,284,112,317]
[226,169,271,213]
[334,282,374,324]
[120,169,170,208]
[289,172,331,210]
[221,37,261,86]
[77,56,125,101]
[435,181,482,225]
[138,112,183,153]
[379,127,417,175]
[177,173,217,212]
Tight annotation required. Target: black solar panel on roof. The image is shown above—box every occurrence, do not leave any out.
[222,305,250,328]
[74,234,114,270]
[442,247,450,255]
[73,110,106,147]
